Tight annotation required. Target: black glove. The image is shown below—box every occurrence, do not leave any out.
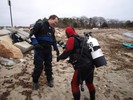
[34,44,44,49]
[57,41,66,49]
[57,56,60,62]
[56,49,60,56]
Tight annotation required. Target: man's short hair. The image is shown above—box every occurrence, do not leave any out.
[49,15,58,20]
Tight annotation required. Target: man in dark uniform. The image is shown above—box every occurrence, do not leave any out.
[57,27,95,100]
[30,15,59,89]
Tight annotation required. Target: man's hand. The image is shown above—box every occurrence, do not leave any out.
[56,49,60,56]
[57,56,60,62]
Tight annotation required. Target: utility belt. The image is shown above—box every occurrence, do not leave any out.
[39,41,53,46]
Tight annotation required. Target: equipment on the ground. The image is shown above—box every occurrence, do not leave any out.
[10,31,23,43]
[122,43,133,49]
[10,31,31,44]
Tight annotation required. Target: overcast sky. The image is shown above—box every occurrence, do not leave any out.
[0,0,133,26]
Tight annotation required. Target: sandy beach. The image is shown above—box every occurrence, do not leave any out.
[0,28,133,100]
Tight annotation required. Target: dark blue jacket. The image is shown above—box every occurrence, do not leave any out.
[30,21,58,50]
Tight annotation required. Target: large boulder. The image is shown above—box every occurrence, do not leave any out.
[0,40,23,59]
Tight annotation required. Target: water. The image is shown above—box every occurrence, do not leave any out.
[123,31,133,39]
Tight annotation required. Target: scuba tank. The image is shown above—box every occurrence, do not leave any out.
[84,32,107,67]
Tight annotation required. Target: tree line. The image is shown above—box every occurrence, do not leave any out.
[36,16,133,29]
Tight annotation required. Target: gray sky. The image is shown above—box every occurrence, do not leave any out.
[0,0,133,26]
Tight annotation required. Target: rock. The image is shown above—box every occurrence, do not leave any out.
[0,35,13,44]
[92,28,99,30]
[113,94,120,100]
[0,29,11,36]
[14,41,33,53]
[8,28,30,39]
[0,57,17,66]
[19,59,27,63]
[0,40,23,59]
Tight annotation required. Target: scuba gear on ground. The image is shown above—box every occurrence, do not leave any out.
[10,31,31,44]
[122,43,133,49]
[84,32,107,67]
[10,31,24,43]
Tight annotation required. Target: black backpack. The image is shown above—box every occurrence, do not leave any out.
[10,31,23,43]
[71,35,93,69]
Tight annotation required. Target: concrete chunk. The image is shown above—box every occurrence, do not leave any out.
[14,41,33,53]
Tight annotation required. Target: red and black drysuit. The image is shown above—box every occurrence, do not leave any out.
[57,27,95,100]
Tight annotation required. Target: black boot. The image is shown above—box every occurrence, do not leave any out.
[47,75,54,87]
[48,79,54,87]
[32,82,39,90]
[73,91,80,100]
[90,89,95,100]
